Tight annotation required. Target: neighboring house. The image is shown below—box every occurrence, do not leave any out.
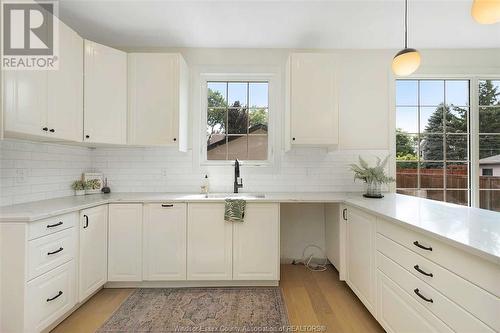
[207,125,268,160]
[479,154,500,177]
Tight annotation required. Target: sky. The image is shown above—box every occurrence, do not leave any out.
[208,82,268,108]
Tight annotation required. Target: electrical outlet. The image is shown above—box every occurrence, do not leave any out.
[161,168,168,177]
[15,169,29,184]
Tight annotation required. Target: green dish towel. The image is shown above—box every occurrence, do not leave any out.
[224,199,246,223]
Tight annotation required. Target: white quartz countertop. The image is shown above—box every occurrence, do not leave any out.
[1,192,499,264]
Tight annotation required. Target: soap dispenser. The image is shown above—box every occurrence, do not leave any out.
[201,174,210,195]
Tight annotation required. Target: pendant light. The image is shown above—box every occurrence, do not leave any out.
[471,0,500,24]
[392,0,421,76]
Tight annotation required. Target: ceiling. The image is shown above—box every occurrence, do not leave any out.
[58,0,500,49]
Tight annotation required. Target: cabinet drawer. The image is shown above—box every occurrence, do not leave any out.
[28,212,78,240]
[26,261,76,332]
[377,233,499,331]
[377,218,500,297]
[28,228,76,281]
[377,270,452,333]
[377,252,494,333]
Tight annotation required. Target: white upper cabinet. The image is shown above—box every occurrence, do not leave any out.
[127,53,189,150]
[3,19,83,142]
[286,53,338,148]
[47,19,83,142]
[84,40,127,144]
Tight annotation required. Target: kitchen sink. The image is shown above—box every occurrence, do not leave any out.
[204,193,266,199]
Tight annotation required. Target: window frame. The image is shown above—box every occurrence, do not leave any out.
[392,74,500,209]
[200,73,277,166]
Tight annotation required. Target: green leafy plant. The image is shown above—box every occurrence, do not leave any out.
[86,179,101,190]
[71,180,87,191]
[350,156,395,184]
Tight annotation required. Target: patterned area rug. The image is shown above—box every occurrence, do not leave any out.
[97,288,289,332]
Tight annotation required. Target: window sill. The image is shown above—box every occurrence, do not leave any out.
[201,160,273,168]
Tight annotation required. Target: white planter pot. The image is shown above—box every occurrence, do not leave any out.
[75,190,86,196]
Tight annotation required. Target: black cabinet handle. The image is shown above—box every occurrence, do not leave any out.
[49,128,55,133]
[47,247,63,255]
[342,208,347,221]
[414,265,433,277]
[292,137,296,141]
[83,214,89,228]
[413,241,432,251]
[85,135,90,139]
[46,221,63,228]
[414,288,433,303]
[46,291,63,302]
[161,204,174,208]
[42,127,48,131]
[173,138,177,142]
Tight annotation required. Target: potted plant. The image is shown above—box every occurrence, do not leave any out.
[85,179,101,194]
[350,156,395,198]
[71,180,87,196]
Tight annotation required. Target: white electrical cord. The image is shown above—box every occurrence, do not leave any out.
[292,244,328,272]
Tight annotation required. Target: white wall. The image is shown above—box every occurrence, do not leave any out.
[0,139,92,206]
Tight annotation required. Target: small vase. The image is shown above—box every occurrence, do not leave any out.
[75,190,85,196]
[364,181,383,198]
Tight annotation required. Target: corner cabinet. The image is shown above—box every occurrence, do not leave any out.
[285,53,338,149]
[128,53,189,150]
[79,205,107,302]
[108,204,143,281]
[345,206,376,315]
[3,18,83,142]
[84,40,127,144]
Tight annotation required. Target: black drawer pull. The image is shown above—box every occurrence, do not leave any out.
[47,247,63,255]
[414,288,433,303]
[83,215,89,228]
[47,221,63,228]
[414,265,433,277]
[49,128,55,133]
[161,204,174,208]
[342,208,347,221]
[46,291,63,302]
[413,241,432,251]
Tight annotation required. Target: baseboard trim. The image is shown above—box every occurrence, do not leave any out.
[104,280,280,288]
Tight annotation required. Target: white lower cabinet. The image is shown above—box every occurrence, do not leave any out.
[233,203,280,280]
[26,261,77,333]
[377,270,452,333]
[79,205,108,301]
[108,204,143,281]
[187,203,233,280]
[143,203,187,280]
[345,206,376,315]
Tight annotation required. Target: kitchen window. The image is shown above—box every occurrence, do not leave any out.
[395,79,471,206]
[396,78,500,212]
[205,81,269,161]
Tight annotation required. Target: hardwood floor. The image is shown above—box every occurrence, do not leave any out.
[52,265,383,333]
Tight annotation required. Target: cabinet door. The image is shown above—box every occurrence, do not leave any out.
[47,20,83,142]
[143,203,187,281]
[128,53,179,145]
[3,70,48,137]
[233,203,279,280]
[84,40,127,144]
[187,203,232,280]
[79,205,107,301]
[346,206,376,314]
[377,271,452,333]
[289,53,338,146]
[108,204,142,281]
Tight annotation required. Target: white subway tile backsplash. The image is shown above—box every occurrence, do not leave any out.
[0,138,390,206]
[0,139,93,206]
